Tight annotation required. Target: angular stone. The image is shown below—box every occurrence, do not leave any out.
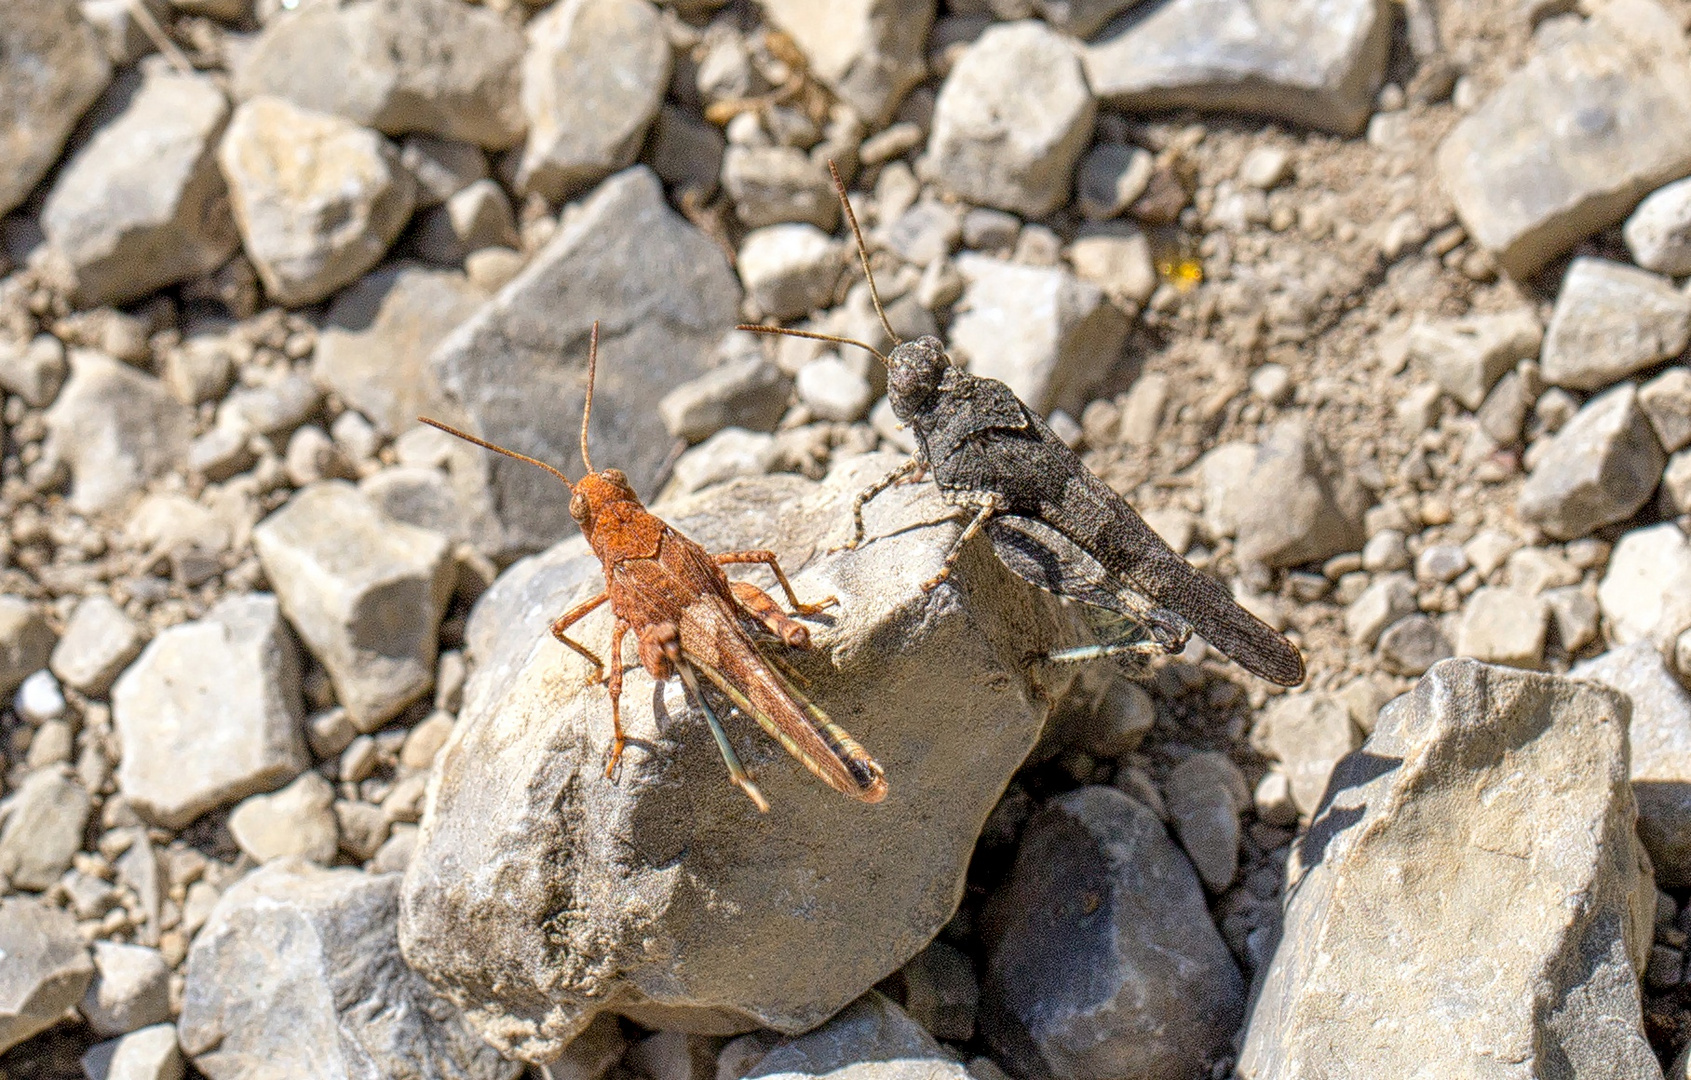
[794,355,873,424]
[669,428,777,496]
[1457,586,1547,670]
[1164,752,1247,891]
[314,264,486,436]
[180,859,516,1080]
[980,787,1245,1080]
[50,595,147,697]
[44,350,193,515]
[738,224,842,322]
[1239,660,1659,1080]
[81,942,171,1038]
[1344,571,1416,649]
[0,596,56,701]
[219,96,417,307]
[112,594,310,830]
[758,0,932,126]
[0,0,112,217]
[1625,175,1691,276]
[1405,307,1543,411]
[229,771,340,865]
[1666,449,1691,516]
[1076,142,1154,221]
[1576,643,1691,887]
[1251,693,1359,818]
[1066,223,1157,308]
[428,167,740,552]
[1518,383,1665,540]
[233,0,525,149]
[80,1023,184,1080]
[0,768,91,891]
[926,21,1095,218]
[517,0,670,201]
[1083,0,1390,136]
[0,897,93,1054]
[747,994,968,1080]
[415,178,519,264]
[42,66,237,307]
[1436,0,1691,279]
[1200,419,1369,569]
[1377,613,1452,677]
[896,942,977,1044]
[254,481,454,731]
[949,254,1128,417]
[0,334,69,410]
[1640,368,1691,454]
[722,146,839,231]
[659,353,791,445]
[399,455,1078,1062]
[1600,523,1691,651]
[1541,258,1691,392]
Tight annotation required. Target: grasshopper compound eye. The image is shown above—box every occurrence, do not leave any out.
[569,491,591,525]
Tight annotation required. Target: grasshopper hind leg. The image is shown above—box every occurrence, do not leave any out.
[1041,605,1192,676]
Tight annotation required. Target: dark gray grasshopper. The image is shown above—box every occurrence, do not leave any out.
[740,167,1305,687]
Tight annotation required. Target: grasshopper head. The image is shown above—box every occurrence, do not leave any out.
[886,335,949,422]
[568,468,636,539]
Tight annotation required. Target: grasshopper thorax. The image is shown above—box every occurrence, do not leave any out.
[886,335,949,422]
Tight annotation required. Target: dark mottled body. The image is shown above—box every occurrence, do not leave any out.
[888,336,1305,687]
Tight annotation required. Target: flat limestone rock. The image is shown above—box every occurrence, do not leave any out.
[0,897,94,1054]
[43,350,194,516]
[1238,659,1659,1079]
[1082,0,1391,136]
[427,166,740,553]
[179,859,518,1080]
[399,454,1081,1064]
[1436,0,1691,279]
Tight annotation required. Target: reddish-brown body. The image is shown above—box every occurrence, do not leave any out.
[420,326,885,811]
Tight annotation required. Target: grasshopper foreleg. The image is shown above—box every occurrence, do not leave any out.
[830,455,924,554]
[551,590,610,682]
[715,550,837,616]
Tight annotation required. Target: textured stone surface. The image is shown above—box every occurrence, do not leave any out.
[415,178,519,264]
[229,771,341,865]
[1082,0,1390,136]
[758,0,933,126]
[254,481,454,731]
[0,897,93,1054]
[1626,175,1691,276]
[81,942,171,1038]
[0,334,68,410]
[80,1024,184,1080]
[1640,368,1691,454]
[1518,383,1665,540]
[50,594,146,697]
[112,594,309,830]
[42,66,237,307]
[43,350,193,515]
[0,767,91,891]
[746,993,970,1080]
[980,786,1245,1080]
[1164,751,1247,892]
[517,0,670,201]
[233,0,525,149]
[1200,419,1369,569]
[219,96,417,306]
[1599,524,1691,652]
[949,254,1129,417]
[428,166,740,553]
[0,0,112,217]
[1457,587,1547,670]
[180,859,517,1080]
[722,146,840,231]
[738,225,843,322]
[658,351,791,445]
[1239,660,1659,1080]
[1251,692,1359,816]
[1541,258,1691,392]
[926,21,1096,218]
[1405,308,1542,411]
[400,455,1079,1062]
[1436,0,1691,279]
[313,263,486,436]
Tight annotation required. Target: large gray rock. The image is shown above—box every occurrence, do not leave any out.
[42,65,238,307]
[758,0,933,127]
[747,993,972,1080]
[1575,643,1691,887]
[1436,0,1691,279]
[980,786,1245,1080]
[1517,382,1665,541]
[179,859,518,1080]
[254,481,454,731]
[949,254,1128,417]
[428,166,741,553]
[517,0,670,202]
[43,350,194,515]
[1082,0,1390,136]
[399,454,1080,1063]
[112,594,310,830]
[0,0,112,218]
[926,21,1095,218]
[1200,419,1369,569]
[219,96,417,307]
[233,0,526,149]
[0,767,91,892]
[0,897,93,1054]
[1238,660,1659,1079]
[1541,258,1691,392]
[313,264,486,436]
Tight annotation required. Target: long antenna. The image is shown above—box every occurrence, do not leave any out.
[580,321,598,473]
[417,417,573,490]
[828,160,898,348]
[734,323,889,366]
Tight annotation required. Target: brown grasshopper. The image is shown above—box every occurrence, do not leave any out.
[420,324,887,812]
